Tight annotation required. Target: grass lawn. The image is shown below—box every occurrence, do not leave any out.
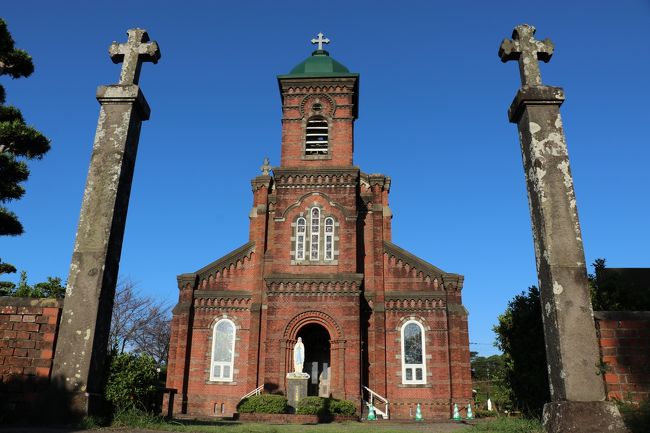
[97,411,544,433]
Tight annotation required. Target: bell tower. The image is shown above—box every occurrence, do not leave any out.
[277,33,359,168]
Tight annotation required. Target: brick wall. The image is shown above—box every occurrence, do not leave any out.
[0,296,62,414]
[595,311,650,403]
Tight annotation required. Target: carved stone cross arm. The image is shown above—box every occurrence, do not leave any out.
[109,28,161,85]
[499,24,553,87]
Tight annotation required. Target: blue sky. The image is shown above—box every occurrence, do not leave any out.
[2,1,649,356]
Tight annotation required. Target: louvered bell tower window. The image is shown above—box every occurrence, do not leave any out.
[305,117,329,155]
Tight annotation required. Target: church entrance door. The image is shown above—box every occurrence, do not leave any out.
[296,323,331,397]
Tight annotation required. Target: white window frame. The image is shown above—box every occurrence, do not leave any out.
[324,217,334,261]
[310,207,320,261]
[210,318,236,382]
[401,320,426,384]
[296,217,306,260]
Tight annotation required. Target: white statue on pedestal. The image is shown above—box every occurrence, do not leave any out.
[293,337,305,373]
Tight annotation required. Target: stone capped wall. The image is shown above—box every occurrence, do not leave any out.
[595,311,650,403]
[0,297,62,414]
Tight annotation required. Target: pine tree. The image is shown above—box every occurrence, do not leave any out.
[0,18,51,275]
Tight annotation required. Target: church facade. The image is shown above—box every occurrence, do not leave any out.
[165,37,472,419]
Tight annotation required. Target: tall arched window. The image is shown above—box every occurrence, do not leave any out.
[295,217,306,260]
[324,217,334,261]
[310,207,320,260]
[401,320,426,384]
[305,117,328,155]
[210,319,236,381]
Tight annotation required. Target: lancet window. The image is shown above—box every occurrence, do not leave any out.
[293,208,337,263]
[401,320,426,384]
[324,217,334,261]
[210,319,236,381]
[296,217,306,260]
[310,207,320,260]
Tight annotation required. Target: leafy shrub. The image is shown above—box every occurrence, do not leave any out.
[296,396,328,415]
[104,353,158,411]
[237,394,288,414]
[474,409,497,418]
[328,399,357,416]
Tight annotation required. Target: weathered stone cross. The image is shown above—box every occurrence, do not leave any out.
[498,24,553,87]
[109,28,161,85]
[311,32,330,51]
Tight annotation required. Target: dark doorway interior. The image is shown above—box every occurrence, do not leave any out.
[296,323,331,396]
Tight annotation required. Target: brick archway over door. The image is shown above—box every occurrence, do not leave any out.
[282,311,346,398]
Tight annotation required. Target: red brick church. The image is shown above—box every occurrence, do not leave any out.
[165,35,472,419]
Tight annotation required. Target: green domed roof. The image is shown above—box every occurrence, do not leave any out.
[280,49,358,78]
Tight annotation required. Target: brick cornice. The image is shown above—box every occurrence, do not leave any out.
[385,298,446,311]
[176,273,197,290]
[265,273,363,296]
[273,167,359,189]
[251,175,272,192]
[194,290,252,299]
[194,296,251,310]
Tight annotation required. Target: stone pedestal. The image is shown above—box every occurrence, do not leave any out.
[543,401,628,433]
[286,373,309,413]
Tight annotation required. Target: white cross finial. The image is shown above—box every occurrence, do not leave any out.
[311,32,330,51]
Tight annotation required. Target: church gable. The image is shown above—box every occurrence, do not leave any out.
[192,242,257,291]
[383,241,464,293]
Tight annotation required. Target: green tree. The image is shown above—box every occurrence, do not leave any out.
[493,286,550,416]
[590,258,650,311]
[0,18,51,274]
[0,270,65,298]
[104,352,159,412]
[0,257,16,294]
[471,352,512,410]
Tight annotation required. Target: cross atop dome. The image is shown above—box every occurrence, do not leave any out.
[311,32,330,51]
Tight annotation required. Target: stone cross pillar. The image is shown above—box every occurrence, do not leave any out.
[50,28,160,416]
[499,24,628,433]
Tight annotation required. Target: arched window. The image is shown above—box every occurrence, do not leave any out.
[295,217,306,260]
[310,207,320,260]
[401,320,426,384]
[324,217,334,261]
[210,319,235,381]
[305,117,328,155]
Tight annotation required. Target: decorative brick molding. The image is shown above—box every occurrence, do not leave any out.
[266,273,363,296]
[595,311,650,403]
[0,297,63,414]
[385,298,446,311]
[273,168,359,190]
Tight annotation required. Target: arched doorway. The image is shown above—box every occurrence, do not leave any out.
[296,323,331,396]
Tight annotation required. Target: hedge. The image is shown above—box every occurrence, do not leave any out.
[237,395,288,414]
[329,399,356,416]
[296,396,328,415]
